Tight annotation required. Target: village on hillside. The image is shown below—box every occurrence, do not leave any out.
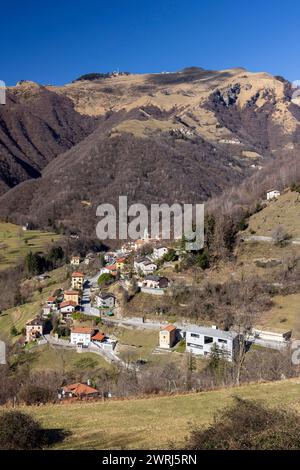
[19,188,300,400]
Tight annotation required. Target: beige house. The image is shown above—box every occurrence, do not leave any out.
[71,272,84,290]
[26,318,44,343]
[64,290,81,304]
[70,256,81,266]
[159,325,177,349]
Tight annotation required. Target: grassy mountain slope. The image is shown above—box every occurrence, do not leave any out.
[1,67,300,234]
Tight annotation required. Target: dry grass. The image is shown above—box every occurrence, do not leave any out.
[0,222,61,271]
[244,190,300,238]
[10,378,300,449]
[258,293,300,337]
[28,344,111,372]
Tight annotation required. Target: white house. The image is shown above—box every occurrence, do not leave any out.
[60,300,77,315]
[185,326,240,362]
[70,327,93,347]
[42,305,51,318]
[91,331,116,351]
[267,189,281,200]
[141,275,169,289]
[95,293,115,309]
[134,257,157,275]
[47,296,56,309]
[70,256,81,266]
[153,246,169,260]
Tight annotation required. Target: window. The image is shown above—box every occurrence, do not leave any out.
[187,343,203,349]
[218,338,227,344]
[204,336,213,344]
[190,333,200,338]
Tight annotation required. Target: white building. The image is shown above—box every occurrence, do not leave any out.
[152,246,169,260]
[70,256,81,266]
[134,257,157,275]
[140,275,169,289]
[95,293,115,309]
[70,327,93,347]
[60,301,77,315]
[267,189,281,200]
[185,326,240,362]
[252,328,292,344]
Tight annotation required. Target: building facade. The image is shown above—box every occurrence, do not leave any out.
[70,327,93,347]
[185,326,240,362]
[159,325,177,349]
[71,272,84,290]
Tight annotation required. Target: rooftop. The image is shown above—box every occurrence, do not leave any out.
[145,275,161,282]
[71,327,93,334]
[186,326,239,340]
[60,300,77,308]
[72,272,84,277]
[99,293,115,300]
[62,383,98,396]
[92,331,105,342]
[162,325,176,332]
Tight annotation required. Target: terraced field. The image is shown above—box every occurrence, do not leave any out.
[0,222,61,270]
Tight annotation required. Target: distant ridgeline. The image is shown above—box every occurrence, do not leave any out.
[73,71,131,82]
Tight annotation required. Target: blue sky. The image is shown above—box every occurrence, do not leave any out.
[1,0,300,85]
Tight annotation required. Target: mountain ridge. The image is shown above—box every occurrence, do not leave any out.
[1,66,300,235]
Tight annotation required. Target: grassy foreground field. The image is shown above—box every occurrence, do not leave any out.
[10,378,300,450]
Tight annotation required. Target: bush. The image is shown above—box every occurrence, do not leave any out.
[185,397,300,450]
[10,325,19,336]
[0,411,44,449]
[290,182,300,193]
[237,217,249,231]
[272,226,291,246]
[18,384,54,405]
[196,250,210,270]
[98,273,114,286]
[163,249,178,262]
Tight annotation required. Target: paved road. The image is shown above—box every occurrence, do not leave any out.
[81,272,102,317]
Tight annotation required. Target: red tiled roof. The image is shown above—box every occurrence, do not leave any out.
[106,264,117,271]
[65,290,81,295]
[71,327,93,334]
[60,300,77,308]
[116,257,126,263]
[162,325,176,332]
[72,272,84,277]
[92,331,105,342]
[47,296,56,302]
[62,383,98,396]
